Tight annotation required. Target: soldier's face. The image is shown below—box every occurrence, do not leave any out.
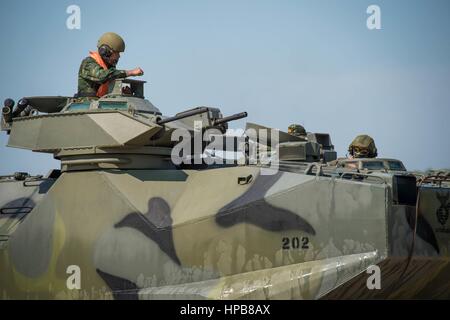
[353,147,369,158]
[109,51,120,66]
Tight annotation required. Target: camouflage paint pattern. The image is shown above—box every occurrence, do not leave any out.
[0,167,388,299]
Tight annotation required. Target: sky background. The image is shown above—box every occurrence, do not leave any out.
[0,0,449,175]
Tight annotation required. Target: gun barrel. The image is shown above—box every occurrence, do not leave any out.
[2,106,12,123]
[12,98,29,117]
[2,99,14,123]
[19,105,37,117]
[157,107,209,125]
[213,112,248,126]
[4,99,14,109]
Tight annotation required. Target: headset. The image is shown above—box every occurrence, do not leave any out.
[98,44,120,67]
[98,44,113,59]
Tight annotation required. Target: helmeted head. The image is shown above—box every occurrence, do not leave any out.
[348,134,377,158]
[97,32,126,67]
[288,124,307,137]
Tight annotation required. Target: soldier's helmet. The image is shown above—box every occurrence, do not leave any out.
[97,32,126,53]
[288,124,306,137]
[348,134,378,158]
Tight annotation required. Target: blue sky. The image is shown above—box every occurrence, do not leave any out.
[0,0,449,174]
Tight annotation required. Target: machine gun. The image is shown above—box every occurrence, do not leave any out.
[156,106,247,134]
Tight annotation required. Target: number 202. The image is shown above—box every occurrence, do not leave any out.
[282,237,309,250]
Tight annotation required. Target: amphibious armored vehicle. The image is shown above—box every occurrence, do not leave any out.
[0,80,448,299]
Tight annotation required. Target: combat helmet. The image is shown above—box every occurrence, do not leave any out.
[348,134,377,158]
[97,32,125,53]
[288,124,306,137]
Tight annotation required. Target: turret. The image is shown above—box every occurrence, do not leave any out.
[1,79,247,171]
[245,122,337,164]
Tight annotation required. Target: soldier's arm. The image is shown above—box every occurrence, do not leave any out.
[80,59,127,84]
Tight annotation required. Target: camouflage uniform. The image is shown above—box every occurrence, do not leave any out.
[77,57,127,96]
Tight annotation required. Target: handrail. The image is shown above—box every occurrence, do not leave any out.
[61,158,131,166]
[418,174,450,187]
[340,172,386,184]
[304,163,324,176]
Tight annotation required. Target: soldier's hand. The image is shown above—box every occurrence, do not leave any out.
[126,68,144,77]
[134,67,144,76]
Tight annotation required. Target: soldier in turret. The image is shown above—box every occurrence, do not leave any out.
[77,32,144,98]
[348,134,378,159]
[287,124,307,139]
